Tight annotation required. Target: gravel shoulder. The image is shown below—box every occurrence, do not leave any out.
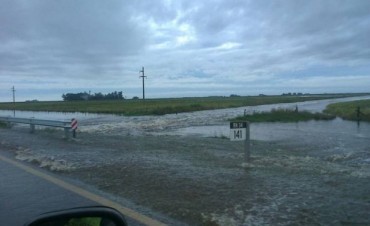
[1,126,370,225]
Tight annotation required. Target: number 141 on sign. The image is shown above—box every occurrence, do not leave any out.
[230,128,247,141]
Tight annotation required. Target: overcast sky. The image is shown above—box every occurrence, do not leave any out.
[1,0,369,101]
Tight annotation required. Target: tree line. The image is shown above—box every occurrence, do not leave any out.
[62,91,124,101]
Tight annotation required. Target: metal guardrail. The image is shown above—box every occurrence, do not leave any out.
[0,116,73,138]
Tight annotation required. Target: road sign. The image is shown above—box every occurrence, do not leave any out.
[230,121,251,162]
[230,122,248,141]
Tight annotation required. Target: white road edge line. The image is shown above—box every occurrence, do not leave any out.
[0,154,167,226]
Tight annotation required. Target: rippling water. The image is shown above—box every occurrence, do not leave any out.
[2,96,370,225]
[1,97,370,158]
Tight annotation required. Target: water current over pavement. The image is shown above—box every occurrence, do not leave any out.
[1,96,370,225]
[1,96,370,158]
[1,96,369,136]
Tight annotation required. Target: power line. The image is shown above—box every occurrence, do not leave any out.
[139,67,147,100]
[12,86,15,102]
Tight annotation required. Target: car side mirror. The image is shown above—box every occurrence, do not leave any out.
[24,206,127,226]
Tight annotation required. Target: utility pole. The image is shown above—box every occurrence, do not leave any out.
[139,66,147,100]
[11,86,16,117]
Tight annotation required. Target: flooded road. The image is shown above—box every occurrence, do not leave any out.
[1,96,370,225]
[2,96,370,155]
[2,95,369,133]
[3,96,369,168]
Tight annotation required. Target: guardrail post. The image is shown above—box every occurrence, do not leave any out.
[71,118,78,138]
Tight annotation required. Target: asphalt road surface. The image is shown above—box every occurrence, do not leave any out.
[0,152,160,226]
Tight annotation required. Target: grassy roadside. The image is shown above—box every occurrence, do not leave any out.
[324,99,370,122]
[230,108,335,122]
[0,94,365,116]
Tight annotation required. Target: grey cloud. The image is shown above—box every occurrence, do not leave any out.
[174,0,370,64]
[0,0,148,79]
[0,0,369,100]
[0,1,32,41]
[252,1,370,63]
[31,1,146,55]
[129,1,178,23]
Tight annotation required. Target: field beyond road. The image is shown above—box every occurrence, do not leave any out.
[230,108,335,122]
[0,94,366,116]
[324,99,370,122]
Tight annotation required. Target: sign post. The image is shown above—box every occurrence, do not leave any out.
[230,121,250,162]
[71,118,78,138]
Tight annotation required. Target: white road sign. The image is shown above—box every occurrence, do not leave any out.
[230,122,248,141]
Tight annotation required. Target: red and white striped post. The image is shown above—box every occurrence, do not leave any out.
[71,118,78,138]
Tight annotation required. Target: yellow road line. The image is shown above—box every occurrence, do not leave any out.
[0,154,167,226]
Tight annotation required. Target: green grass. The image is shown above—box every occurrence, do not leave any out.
[0,94,365,116]
[230,108,335,123]
[324,99,370,122]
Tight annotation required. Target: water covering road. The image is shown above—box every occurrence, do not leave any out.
[1,96,369,132]
[3,95,370,167]
[1,96,370,225]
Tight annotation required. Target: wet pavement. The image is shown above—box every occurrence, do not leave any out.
[0,153,95,225]
[0,152,151,226]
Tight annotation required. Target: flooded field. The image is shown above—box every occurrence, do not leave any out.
[1,96,370,225]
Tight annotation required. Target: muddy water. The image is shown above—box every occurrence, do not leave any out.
[2,95,369,132]
[174,118,370,162]
[3,96,369,172]
[2,96,369,160]
[1,95,369,122]
[2,96,370,225]
[2,96,370,159]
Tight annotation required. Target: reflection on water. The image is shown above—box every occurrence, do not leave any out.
[170,118,370,166]
[169,118,370,141]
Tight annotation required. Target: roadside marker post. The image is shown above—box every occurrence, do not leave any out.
[71,118,78,138]
[230,121,250,162]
